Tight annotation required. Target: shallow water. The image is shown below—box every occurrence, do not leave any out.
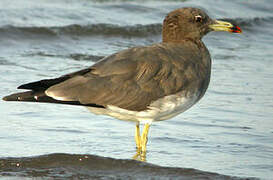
[0,0,273,179]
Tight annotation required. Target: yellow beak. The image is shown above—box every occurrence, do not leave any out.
[209,20,242,33]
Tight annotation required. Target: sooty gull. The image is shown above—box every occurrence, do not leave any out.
[3,7,241,160]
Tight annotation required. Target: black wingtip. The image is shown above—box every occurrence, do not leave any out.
[17,83,35,90]
[17,84,24,89]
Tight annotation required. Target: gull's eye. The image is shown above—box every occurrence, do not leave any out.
[195,15,203,23]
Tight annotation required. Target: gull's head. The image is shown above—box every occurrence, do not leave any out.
[162,7,242,43]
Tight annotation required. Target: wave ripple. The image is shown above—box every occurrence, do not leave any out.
[0,24,162,38]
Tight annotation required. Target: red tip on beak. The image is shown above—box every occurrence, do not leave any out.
[230,25,242,33]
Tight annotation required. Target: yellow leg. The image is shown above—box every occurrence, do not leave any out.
[140,123,150,153]
[135,122,141,150]
[133,122,151,162]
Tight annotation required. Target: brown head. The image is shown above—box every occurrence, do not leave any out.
[162,7,241,43]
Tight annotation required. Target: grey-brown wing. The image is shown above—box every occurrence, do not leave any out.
[46,44,205,111]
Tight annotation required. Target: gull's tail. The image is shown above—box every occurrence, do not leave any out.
[2,68,104,108]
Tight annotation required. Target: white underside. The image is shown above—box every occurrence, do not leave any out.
[87,92,199,123]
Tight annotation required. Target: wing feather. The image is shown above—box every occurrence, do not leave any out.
[46,43,207,111]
